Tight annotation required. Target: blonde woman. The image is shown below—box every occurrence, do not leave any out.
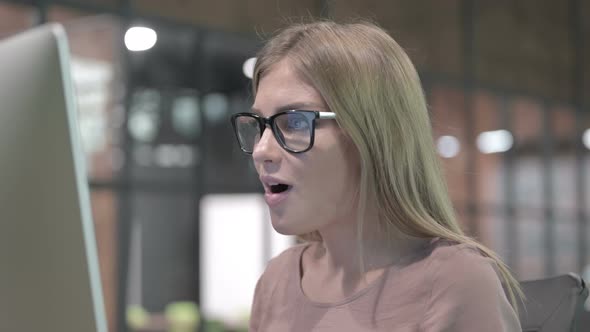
[231,20,522,331]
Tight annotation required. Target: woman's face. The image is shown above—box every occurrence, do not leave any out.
[252,58,360,235]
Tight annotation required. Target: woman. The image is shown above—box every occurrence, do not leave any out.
[231,20,522,331]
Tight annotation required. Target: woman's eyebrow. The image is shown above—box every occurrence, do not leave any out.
[278,102,323,111]
[250,102,324,115]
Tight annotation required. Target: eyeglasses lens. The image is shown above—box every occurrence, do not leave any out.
[274,112,311,151]
[235,116,260,152]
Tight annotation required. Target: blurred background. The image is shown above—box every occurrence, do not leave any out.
[1,0,589,331]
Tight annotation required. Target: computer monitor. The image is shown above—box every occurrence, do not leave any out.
[0,23,107,332]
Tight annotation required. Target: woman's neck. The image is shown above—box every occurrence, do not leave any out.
[313,217,428,277]
[300,219,431,303]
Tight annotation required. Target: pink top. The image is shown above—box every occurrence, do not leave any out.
[249,239,521,331]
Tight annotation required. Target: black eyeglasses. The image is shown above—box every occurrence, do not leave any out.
[230,110,337,154]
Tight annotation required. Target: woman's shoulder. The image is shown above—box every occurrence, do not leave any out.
[424,239,515,312]
[426,239,500,284]
[253,242,307,301]
[405,238,509,307]
[386,238,499,289]
[261,242,308,279]
[420,239,521,330]
[427,238,493,266]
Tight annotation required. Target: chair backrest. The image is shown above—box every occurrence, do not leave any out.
[517,273,588,332]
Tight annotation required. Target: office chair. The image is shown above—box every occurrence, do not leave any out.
[517,273,588,332]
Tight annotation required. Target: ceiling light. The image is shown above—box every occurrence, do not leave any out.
[242,57,256,79]
[583,129,590,150]
[476,129,513,154]
[437,135,460,158]
[125,27,157,52]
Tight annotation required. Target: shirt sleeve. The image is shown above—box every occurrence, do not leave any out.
[420,247,521,332]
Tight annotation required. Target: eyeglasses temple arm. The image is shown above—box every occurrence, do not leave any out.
[318,112,336,119]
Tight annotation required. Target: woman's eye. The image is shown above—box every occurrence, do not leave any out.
[289,119,308,130]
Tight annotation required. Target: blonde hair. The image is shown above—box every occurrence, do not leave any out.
[252,20,523,310]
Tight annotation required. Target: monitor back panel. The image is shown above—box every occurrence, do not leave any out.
[0,24,106,332]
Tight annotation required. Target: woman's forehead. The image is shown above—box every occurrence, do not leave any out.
[252,60,326,116]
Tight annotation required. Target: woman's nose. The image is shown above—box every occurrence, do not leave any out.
[252,127,282,164]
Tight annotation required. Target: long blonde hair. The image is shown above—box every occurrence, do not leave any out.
[252,20,523,310]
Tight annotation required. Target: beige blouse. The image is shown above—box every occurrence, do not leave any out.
[249,238,521,331]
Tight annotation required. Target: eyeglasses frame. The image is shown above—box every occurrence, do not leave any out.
[230,110,336,154]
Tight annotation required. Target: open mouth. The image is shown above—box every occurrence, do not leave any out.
[261,177,292,206]
[270,183,291,194]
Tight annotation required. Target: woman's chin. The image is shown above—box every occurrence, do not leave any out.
[270,218,304,236]
[271,223,296,236]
